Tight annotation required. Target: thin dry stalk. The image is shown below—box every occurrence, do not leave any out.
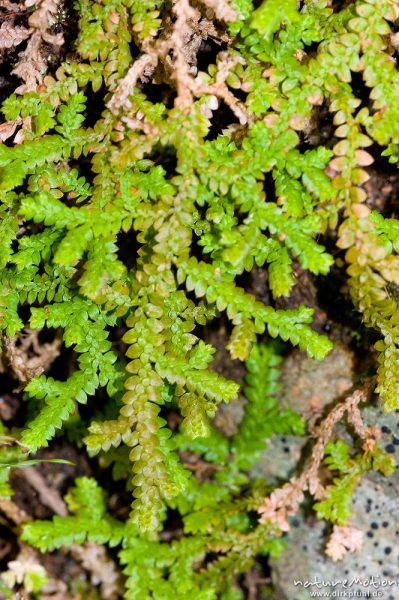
[108,0,242,119]
[4,330,61,385]
[0,21,31,50]
[12,0,64,94]
[258,386,375,532]
[198,0,236,21]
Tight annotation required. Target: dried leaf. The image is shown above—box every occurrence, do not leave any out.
[12,0,64,93]
[355,149,374,166]
[72,543,122,600]
[0,119,20,142]
[326,525,363,561]
[0,22,31,50]
[199,0,235,21]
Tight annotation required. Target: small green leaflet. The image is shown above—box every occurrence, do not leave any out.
[0,458,75,469]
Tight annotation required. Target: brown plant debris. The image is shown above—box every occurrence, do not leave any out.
[258,386,374,532]
[3,330,61,385]
[12,0,64,94]
[20,467,68,517]
[2,545,47,593]
[71,543,122,600]
[108,52,159,113]
[0,119,21,142]
[181,450,219,481]
[107,0,245,123]
[194,52,249,124]
[0,117,33,144]
[325,524,364,562]
[0,21,31,50]
[108,0,200,112]
[197,0,236,22]
[0,497,30,525]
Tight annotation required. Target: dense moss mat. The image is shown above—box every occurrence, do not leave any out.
[1,0,399,597]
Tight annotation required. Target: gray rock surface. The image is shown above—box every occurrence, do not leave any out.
[271,471,399,600]
[266,344,399,600]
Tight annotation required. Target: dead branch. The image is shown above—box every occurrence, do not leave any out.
[166,0,199,105]
[194,52,249,124]
[3,330,61,385]
[107,53,158,114]
[0,498,30,525]
[0,21,31,50]
[198,0,236,21]
[108,0,244,119]
[12,0,64,94]
[258,385,375,532]
[21,467,68,517]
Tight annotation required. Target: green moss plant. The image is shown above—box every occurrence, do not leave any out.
[1,0,399,596]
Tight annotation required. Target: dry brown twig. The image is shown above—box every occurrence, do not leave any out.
[0,21,31,50]
[194,52,249,124]
[198,0,236,21]
[108,0,200,112]
[164,0,199,105]
[107,0,249,124]
[325,524,363,561]
[243,569,270,600]
[12,0,64,94]
[21,467,68,517]
[3,330,61,385]
[258,386,375,532]
[107,53,159,114]
[181,449,219,481]
[0,498,30,525]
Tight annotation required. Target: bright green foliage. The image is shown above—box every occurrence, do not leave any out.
[22,469,284,599]
[22,477,125,551]
[20,299,121,452]
[251,0,299,46]
[175,342,304,487]
[230,343,304,470]
[0,427,27,499]
[340,214,399,411]
[22,346,298,597]
[314,440,396,525]
[1,0,399,596]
